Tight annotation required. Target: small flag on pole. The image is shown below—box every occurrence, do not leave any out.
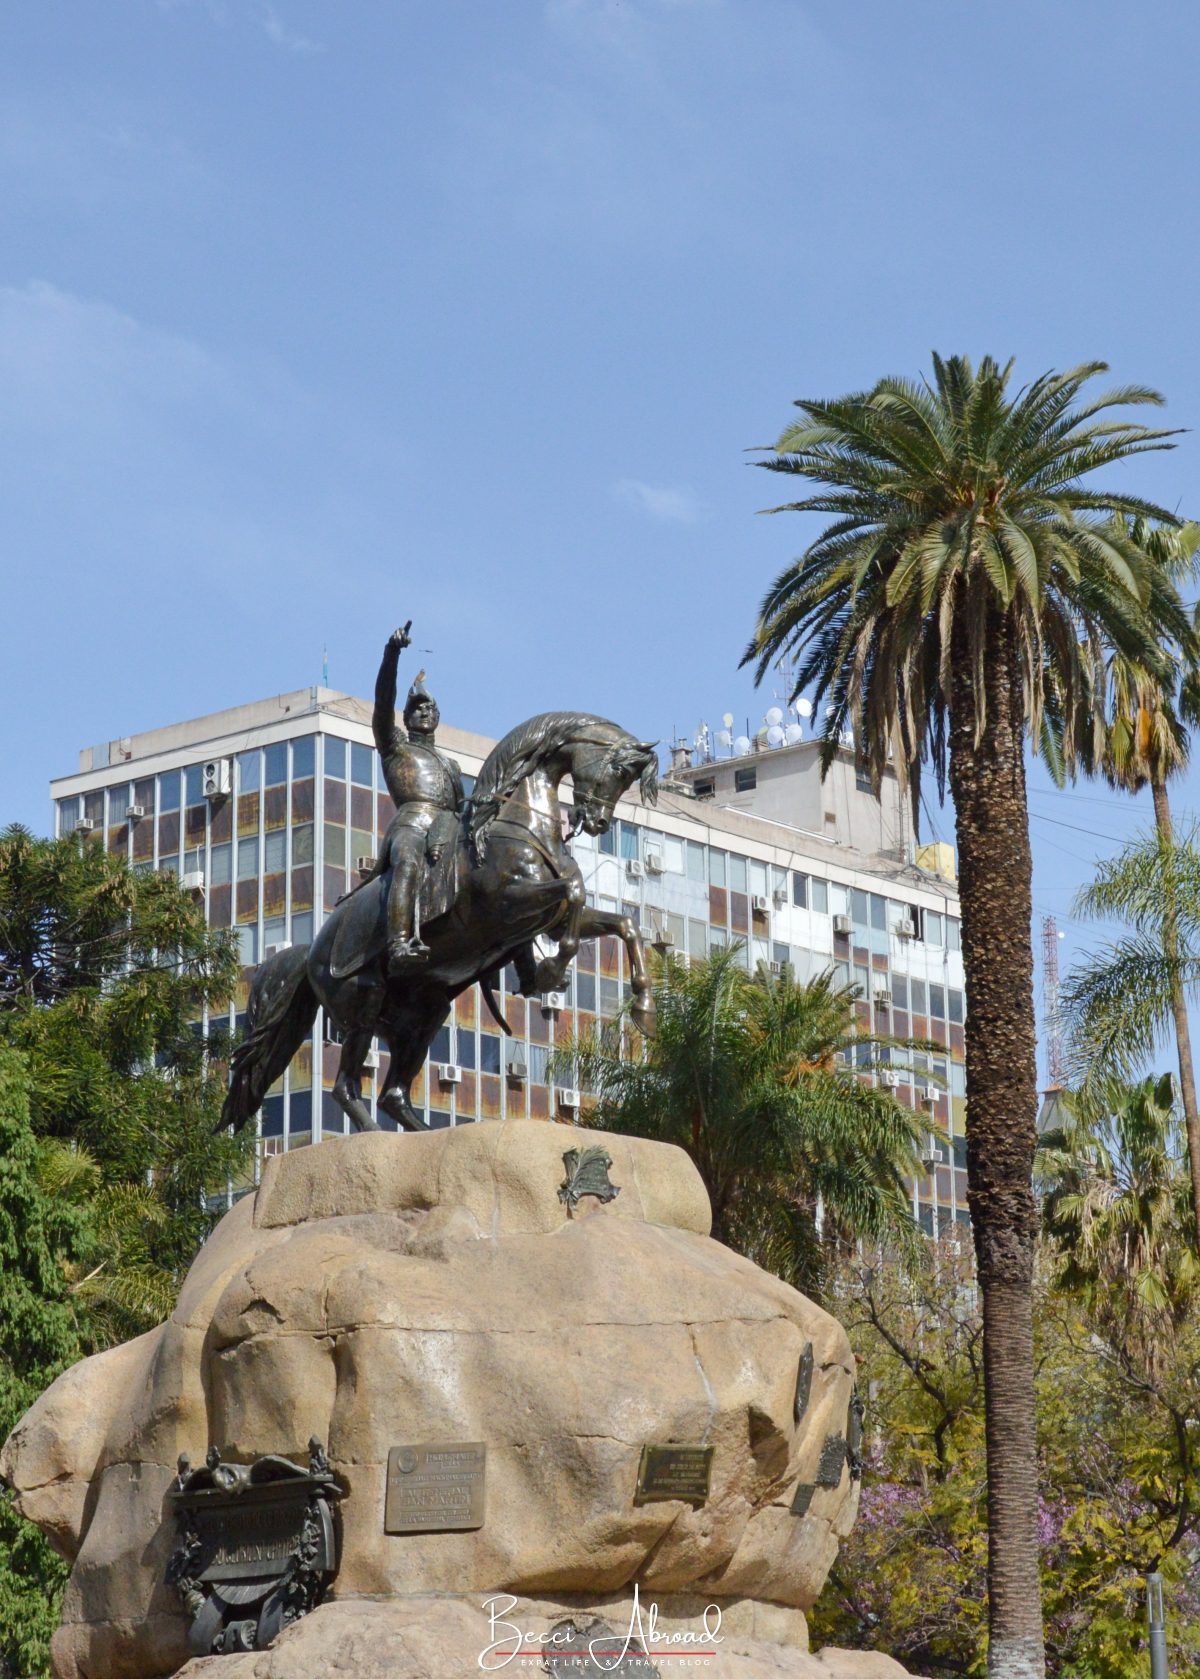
[322,645,329,686]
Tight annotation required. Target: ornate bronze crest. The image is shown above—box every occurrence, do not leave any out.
[558,1146,621,1213]
[165,1438,344,1655]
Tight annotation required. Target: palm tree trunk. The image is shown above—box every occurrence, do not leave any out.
[948,612,1044,1679]
[1149,779,1200,1250]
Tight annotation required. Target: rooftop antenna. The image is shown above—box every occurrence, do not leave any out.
[1041,914,1066,1086]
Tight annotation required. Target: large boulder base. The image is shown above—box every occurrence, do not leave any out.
[1,1119,901,1679]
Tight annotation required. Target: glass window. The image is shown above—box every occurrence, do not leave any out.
[854,963,870,999]
[480,1035,501,1074]
[662,837,684,874]
[870,894,888,932]
[709,927,727,953]
[292,736,315,779]
[734,766,757,793]
[210,842,232,886]
[750,861,768,898]
[710,849,727,888]
[430,1026,450,1063]
[529,1045,549,1085]
[237,837,259,880]
[688,918,707,956]
[911,978,927,1014]
[772,941,791,967]
[324,825,346,867]
[930,983,946,1019]
[599,825,616,856]
[949,989,964,1024]
[828,882,848,917]
[261,1094,284,1136]
[351,742,373,787]
[926,910,944,948]
[263,916,286,950]
[729,855,748,894]
[850,888,869,926]
[293,824,314,865]
[811,878,829,915]
[106,785,130,825]
[264,830,286,874]
[237,751,260,794]
[185,765,204,805]
[576,970,596,1011]
[237,925,258,965]
[292,911,314,946]
[324,736,346,779]
[159,770,181,813]
[620,822,639,861]
[457,1032,476,1070]
[792,871,807,907]
[892,974,909,1010]
[56,797,78,836]
[264,744,288,786]
[947,917,961,953]
[686,841,706,883]
[183,845,203,878]
[951,1060,967,1096]
[600,977,621,1015]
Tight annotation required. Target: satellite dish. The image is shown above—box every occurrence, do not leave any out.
[715,728,732,749]
[722,712,734,728]
[796,697,813,719]
[765,705,784,728]
[784,722,803,745]
[734,734,751,756]
[766,725,785,748]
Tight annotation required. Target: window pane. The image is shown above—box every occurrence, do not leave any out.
[911,978,927,1014]
[237,751,260,794]
[892,974,909,1010]
[810,878,828,914]
[792,871,807,907]
[850,888,869,925]
[292,910,314,945]
[709,849,726,888]
[263,916,286,949]
[599,825,616,856]
[324,736,346,779]
[729,855,747,894]
[480,1035,501,1074]
[264,743,288,786]
[930,983,946,1018]
[662,837,684,874]
[185,765,204,805]
[619,822,639,861]
[750,861,768,898]
[159,770,181,813]
[264,830,286,874]
[351,743,373,787]
[947,917,961,953]
[237,925,258,965]
[734,766,757,793]
[293,823,314,864]
[237,837,259,879]
[926,910,944,947]
[576,970,596,1011]
[686,841,706,883]
[210,842,232,885]
[292,736,315,779]
[870,894,888,932]
[949,989,964,1024]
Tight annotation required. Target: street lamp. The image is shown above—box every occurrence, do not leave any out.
[1147,1572,1168,1679]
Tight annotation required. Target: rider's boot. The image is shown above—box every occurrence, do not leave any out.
[387,935,430,976]
[386,860,430,975]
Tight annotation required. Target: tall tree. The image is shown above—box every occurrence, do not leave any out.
[551,946,926,1291]
[1092,519,1200,1246]
[741,355,1191,1678]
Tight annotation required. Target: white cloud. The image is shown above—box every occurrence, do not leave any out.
[262,4,324,55]
[613,478,704,525]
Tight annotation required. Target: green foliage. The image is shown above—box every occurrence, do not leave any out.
[0,1048,85,1679]
[1062,827,1200,1097]
[739,354,1193,807]
[550,945,927,1291]
[0,825,252,1280]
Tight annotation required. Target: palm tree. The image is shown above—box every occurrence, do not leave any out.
[1091,519,1200,1247]
[740,355,1191,1679]
[550,946,927,1291]
[1038,1075,1197,1377]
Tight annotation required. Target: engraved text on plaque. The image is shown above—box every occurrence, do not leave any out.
[384,1442,486,1534]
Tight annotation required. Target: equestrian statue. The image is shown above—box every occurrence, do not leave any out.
[221,624,659,1134]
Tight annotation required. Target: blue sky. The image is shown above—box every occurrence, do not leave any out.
[4,0,1200,1076]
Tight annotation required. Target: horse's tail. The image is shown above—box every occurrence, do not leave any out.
[219,944,318,1133]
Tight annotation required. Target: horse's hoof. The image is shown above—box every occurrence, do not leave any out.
[631,999,657,1038]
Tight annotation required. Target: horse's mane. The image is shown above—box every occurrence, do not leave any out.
[473,711,616,809]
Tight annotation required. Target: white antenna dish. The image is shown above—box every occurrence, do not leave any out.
[783,722,803,745]
[766,725,785,748]
[715,728,732,750]
[764,706,784,728]
[796,697,813,719]
[733,734,751,756]
[722,712,734,728]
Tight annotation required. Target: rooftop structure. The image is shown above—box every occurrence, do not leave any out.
[52,687,967,1237]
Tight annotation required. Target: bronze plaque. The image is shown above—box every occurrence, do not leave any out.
[633,1444,713,1507]
[384,1442,486,1533]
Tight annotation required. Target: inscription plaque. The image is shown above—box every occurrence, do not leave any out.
[385,1441,486,1533]
[793,1342,814,1425]
[633,1444,713,1507]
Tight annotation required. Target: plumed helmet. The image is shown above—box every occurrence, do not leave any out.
[403,671,437,726]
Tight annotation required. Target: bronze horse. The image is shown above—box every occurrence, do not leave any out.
[221,712,658,1133]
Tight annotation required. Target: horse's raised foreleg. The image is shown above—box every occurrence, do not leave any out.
[578,906,656,1037]
[526,873,587,995]
[333,1028,380,1132]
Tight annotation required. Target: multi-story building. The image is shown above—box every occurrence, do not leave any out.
[50,688,968,1235]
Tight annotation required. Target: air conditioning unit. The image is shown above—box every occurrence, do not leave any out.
[833,914,852,936]
[751,894,771,915]
[626,858,644,880]
[874,988,892,1007]
[920,1093,936,1112]
[74,818,95,834]
[356,855,377,875]
[557,1088,581,1111]
[773,886,787,908]
[506,1058,528,1082]
[923,1132,944,1169]
[125,804,145,822]
[437,1063,461,1085]
[203,759,232,799]
[363,1047,380,1070]
[650,928,674,952]
[644,851,664,875]
[265,941,292,959]
[880,1068,900,1088]
[895,917,916,939]
[181,869,205,892]
[541,991,567,1014]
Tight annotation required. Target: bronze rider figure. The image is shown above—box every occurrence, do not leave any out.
[372,623,465,975]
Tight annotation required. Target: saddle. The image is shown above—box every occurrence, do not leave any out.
[328,810,465,981]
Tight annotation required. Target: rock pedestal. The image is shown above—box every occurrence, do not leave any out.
[1,1119,916,1679]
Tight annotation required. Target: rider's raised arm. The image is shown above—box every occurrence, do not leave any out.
[374,623,411,753]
